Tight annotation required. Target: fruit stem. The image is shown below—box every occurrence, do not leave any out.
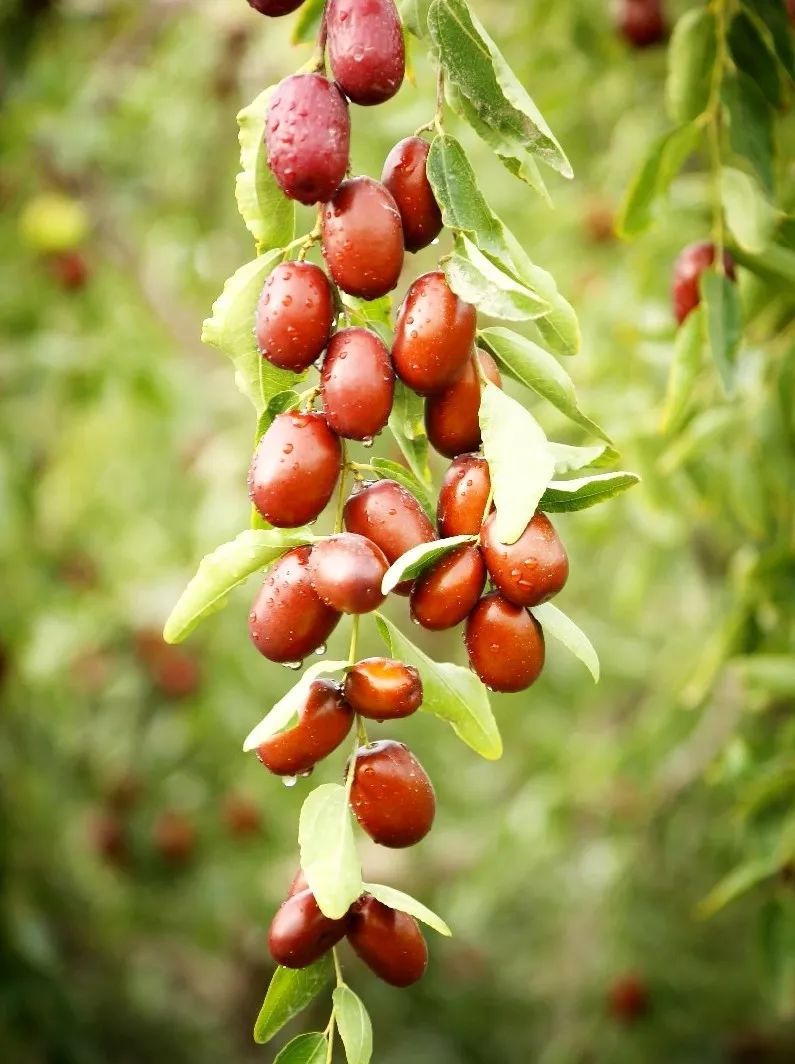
[704,0,729,268]
[357,715,369,746]
[333,946,344,986]
[478,485,494,540]
[311,2,329,75]
[296,207,323,262]
[298,385,320,412]
[434,66,446,135]
[347,613,360,666]
[324,1010,336,1064]
[334,441,349,533]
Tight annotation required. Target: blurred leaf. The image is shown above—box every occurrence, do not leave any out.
[375,614,502,760]
[751,0,795,79]
[698,855,781,918]
[398,0,432,39]
[731,655,795,696]
[539,472,640,513]
[274,1033,328,1064]
[332,987,372,1064]
[723,70,775,193]
[730,242,795,287]
[292,0,326,45]
[242,660,349,752]
[728,11,782,107]
[253,958,334,1044]
[661,307,706,435]
[616,123,700,238]
[388,380,432,487]
[343,294,394,345]
[381,535,476,594]
[722,167,778,252]
[547,442,619,474]
[299,784,363,920]
[500,229,580,356]
[369,459,435,521]
[363,883,452,936]
[666,8,717,123]
[700,270,742,395]
[531,602,599,682]
[445,234,550,321]
[236,87,295,251]
[759,898,795,1018]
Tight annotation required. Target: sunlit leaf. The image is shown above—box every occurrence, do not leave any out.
[700,270,742,395]
[661,307,706,434]
[332,987,372,1064]
[273,1033,328,1064]
[243,660,349,752]
[445,234,550,321]
[253,958,333,1044]
[299,784,363,920]
[722,167,778,253]
[666,8,717,123]
[381,536,476,594]
[539,472,640,513]
[363,883,452,936]
[531,602,600,682]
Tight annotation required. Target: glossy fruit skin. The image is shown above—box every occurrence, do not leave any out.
[269,888,350,968]
[392,272,476,395]
[410,545,486,631]
[248,0,305,14]
[344,658,423,720]
[381,136,442,253]
[349,740,435,847]
[322,178,404,300]
[249,412,342,527]
[465,592,545,693]
[308,533,388,614]
[425,349,501,459]
[266,74,350,205]
[249,547,341,663]
[255,262,334,372]
[672,241,737,324]
[327,0,405,106]
[481,511,569,608]
[321,327,395,440]
[437,454,492,537]
[257,679,354,775]
[347,895,428,987]
[618,0,667,48]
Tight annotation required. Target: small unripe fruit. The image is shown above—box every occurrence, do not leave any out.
[617,0,667,49]
[480,511,569,607]
[269,888,350,968]
[249,412,342,528]
[248,0,305,14]
[249,546,341,663]
[153,810,196,865]
[256,262,334,372]
[321,327,395,440]
[425,349,501,459]
[672,241,736,324]
[322,178,404,300]
[257,679,354,775]
[392,272,476,395]
[465,593,545,693]
[381,136,443,253]
[327,0,405,106]
[344,658,423,720]
[267,74,350,205]
[347,895,428,986]
[410,545,486,631]
[308,533,388,615]
[437,454,492,537]
[349,740,435,847]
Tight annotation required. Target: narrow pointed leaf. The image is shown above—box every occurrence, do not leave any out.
[299,784,363,920]
[661,307,706,434]
[539,472,640,513]
[243,660,349,752]
[665,8,717,123]
[369,459,435,522]
[253,957,334,1044]
[445,235,550,321]
[388,380,432,488]
[616,123,700,238]
[381,536,476,594]
[700,270,742,395]
[547,442,619,474]
[531,602,600,682]
[332,987,372,1064]
[363,883,452,936]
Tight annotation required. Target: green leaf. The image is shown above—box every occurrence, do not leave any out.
[242,660,350,752]
[751,0,795,80]
[291,0,326,45]
[369,459,435,523]
[256,388,304,442]
[661,307,706,434]
[342,294,394,346]
[479,327,609,441]
[723,70,775,194]
[698,854,782,918]
[728,11,782,107]
[163,528,312,644]
[666,8,718,123]
[445,235,549,321]
[398,0,432,39]
[375,614,502,760]
[479,382,554,544]
[274,1033,328,1064]
[236,87,295,252]
[299,784,363,920]
[363,883,452,936]
[731,655,795,696]
[332,987,372,1064]
[759,897,795,1018]
[547,442,619,474]
[700,270,742,395]
[253,957,334,1044]
[538,472,640,513]
[388,380,432,488]
[730,242,795,288]
[722,167,778,253]
[616,123,700,239]
[381,536,476,594]
[531,602,599,682]
[499,229,581,356]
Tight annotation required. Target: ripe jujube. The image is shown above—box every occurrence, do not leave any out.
[249,412,341,528]
[327,0,405,106]
[248,0,305,15]
[269,888,350,968]
[392,271,476,395]
[480,511,569,607]
[672,241,736,324]
[255,262,333,372]
[425,348,501,459]
[322,177,404,300]
[617,0,667,48]
[349,740,435,847]
[321,327,395,441]
[437,453,492,537]
[465,593,545,693]
[308,533,388,614]
[344,658,423,720]
[256,679,354,776]
[381,136,443,253]
[347,895,428,987]
[409,545,486,631]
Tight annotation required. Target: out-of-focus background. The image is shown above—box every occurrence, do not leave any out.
[2,0,794,1061]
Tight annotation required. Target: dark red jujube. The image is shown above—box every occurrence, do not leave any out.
[465,592,545,693]
[382,136,443,253]
[347,895,428,987]
[321,327,395,440]
[327,0,405,106]
[255,261,334,372]
[322,177,404,300]
[425,348,502,459]
[437,454,493,538]
[392,272,476,395]
[256,679,354,776]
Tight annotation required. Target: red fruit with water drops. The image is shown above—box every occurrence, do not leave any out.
[249,412,342,528]
[425,349,501,459]
[249,546,341,663]
[269,888,350,968]
[410,545,486,631]
[392,271,476,395]
[322,177,404,300]
[480,511,569,608]
[255,262,334,372]
[308,533,388,614]
[257,679,354,776]
[437,454,492,537]
[672,241,736,324]
[465,593,545,693]
[617,0,667,48]
[248,0,305,14]
[344,657,423,720]
[381,136,443,253]
[347,895,428,986]
[327,0,405,106]
[321,327,395,440]
[349,740,435,847]
[266,73,350,205]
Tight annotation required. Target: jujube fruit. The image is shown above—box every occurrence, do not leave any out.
[249,546,341,663]
[344,657,423,720]
[672,241,736,324]
[222,794,262,837]
[268,888,350,968]
[308,533,388,614]
[410,545,486,631]
[392,271,476,395]
[608,973,650,1023]
[256,679,354,775]
[480,511,569,607]
[249,412,341,527]
[425,348,501,459]
[322,177,404,300]
[437,453,492,537]
[153,810,196,865]
[266,73,350,205]
[349,740,435,847]
[248,0,305,14]
[465,593,545,693]
[256,262,334,372]
[347,895,428,986]
[321,327,395,440]
[617,0,667,48]
[327,0,405,106]
[381,136,443,253]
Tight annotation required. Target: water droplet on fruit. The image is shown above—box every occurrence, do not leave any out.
[315,643,327,656]
[361,436,374,448]
[283,660,303,670]
[282,775,298,788]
